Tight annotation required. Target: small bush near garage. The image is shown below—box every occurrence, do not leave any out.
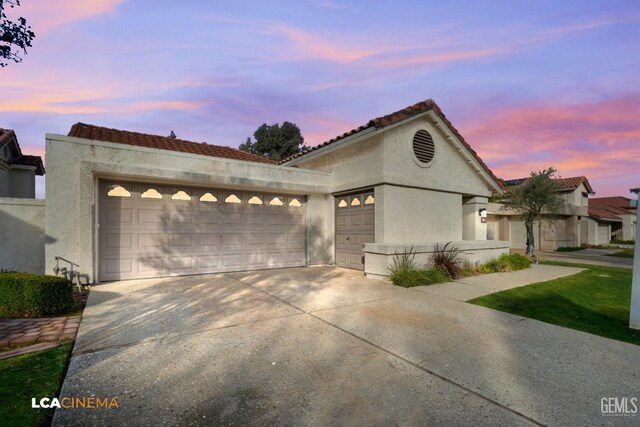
[0,272,74,317]
[388,248,452,287]
[478,254,531,274]
[429,242,463,279]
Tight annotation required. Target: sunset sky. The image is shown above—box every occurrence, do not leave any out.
[1,0,638,198]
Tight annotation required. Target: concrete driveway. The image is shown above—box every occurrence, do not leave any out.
[54,266,640,426]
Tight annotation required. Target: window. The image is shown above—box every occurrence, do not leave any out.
[338,199,347,208]
[364,195,374,205]
[351,197,361,207]
[412,130,435,164]
[289,198,302,207]
[107,185,131,198]
[269,196,284,206]
[225,194,242,204]
[200,192,217,202]
[141,188,162,199]
[248,195,263,205]
[172,190,191,201]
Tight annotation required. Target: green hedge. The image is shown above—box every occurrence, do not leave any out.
[478,253,531,273]
[0,272,74,317]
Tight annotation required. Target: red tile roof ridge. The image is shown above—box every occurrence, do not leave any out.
[67,123,276,165]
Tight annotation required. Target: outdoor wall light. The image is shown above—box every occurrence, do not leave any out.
[479,208,487,218]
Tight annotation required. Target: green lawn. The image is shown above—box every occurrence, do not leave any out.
[607,248,634,258]
[469,262,640,345]
[0,343,73,427]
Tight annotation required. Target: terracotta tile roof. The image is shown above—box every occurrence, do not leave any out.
[13,155,45,175]
[589,196,632,209]
[0,128,16,147]
[588,207,623,222]
[0,128,45,175]
[68,123,276,165]
[504,176,593,193]
[279,99,504,190]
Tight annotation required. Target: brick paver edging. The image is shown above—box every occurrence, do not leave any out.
[0,316,81,347]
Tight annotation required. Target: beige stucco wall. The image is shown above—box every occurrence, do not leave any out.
[0,198,45,273]
[295,133,385,194]
[375,184,462,244]
[45,134,333,282]
[9,167,37,198]
[380,115,496,197]
[363,240,510,279]
[294,111,499,247]
[0,167,8,197]
[297,113,498,198]
[622,214,636,241]
[0,165,36,198]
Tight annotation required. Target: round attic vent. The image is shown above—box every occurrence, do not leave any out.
[412,130,435,164]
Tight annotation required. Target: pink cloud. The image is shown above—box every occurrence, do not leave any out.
[269,24,380,63]
[375,47,508,68]
[458,97,640,195]
[18,0,124,32]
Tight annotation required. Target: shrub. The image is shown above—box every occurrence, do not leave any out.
[611,239,635,245]
[419,268,451,285]
[388,248,452,287]
[388,248,421,287]
[0,272,74,317]
[556,247,583,252]
[478,253,531,274]
[430,242,463,279]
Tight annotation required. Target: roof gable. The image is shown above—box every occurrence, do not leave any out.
[67,123,276,165]
[280,99,504,190]
[0,128,45,175]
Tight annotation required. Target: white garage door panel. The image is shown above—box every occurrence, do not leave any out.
[99,181,307,281]
[335,192,375,270]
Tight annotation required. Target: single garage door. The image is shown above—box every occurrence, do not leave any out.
[597,223,610,245]
[335,192,374,270]
[99,181,306,281]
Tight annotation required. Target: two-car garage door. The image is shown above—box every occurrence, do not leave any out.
[99,181,307,281]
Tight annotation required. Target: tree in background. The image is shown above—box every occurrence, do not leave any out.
[500,167,564,258]
[240,122,308,161]
[0,0,35,67]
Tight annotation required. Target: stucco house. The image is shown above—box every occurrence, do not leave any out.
[0,128,45,198]
[0,129,46,274]
[588,196,637,243]
[487,176,593,251]
[41,99,509,282]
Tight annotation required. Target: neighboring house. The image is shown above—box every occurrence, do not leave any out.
[487,176,593,251]
[588,196,637,242]
[0,129,46,274]
[44,99,509,283]
[0,128,45,198]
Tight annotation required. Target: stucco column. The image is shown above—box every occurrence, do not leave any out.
[629,188,640,329]
[462,196,488,240]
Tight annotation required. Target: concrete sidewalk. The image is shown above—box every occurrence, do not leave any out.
[414,264,584,301]
[538,250,633,269]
